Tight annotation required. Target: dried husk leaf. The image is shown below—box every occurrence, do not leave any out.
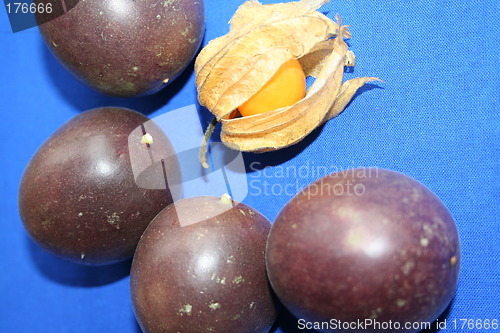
[195,0,381,152]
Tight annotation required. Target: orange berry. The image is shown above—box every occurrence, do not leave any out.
[238,58,306,117]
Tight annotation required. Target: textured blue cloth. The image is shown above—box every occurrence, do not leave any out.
[0,0,498,332]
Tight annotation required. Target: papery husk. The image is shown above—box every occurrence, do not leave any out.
[195,0,381,153]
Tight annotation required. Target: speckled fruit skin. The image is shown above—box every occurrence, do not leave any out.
[130,196,277,333]
[266,168,460,333]
[36,0,205,97]
[19,107,180,265]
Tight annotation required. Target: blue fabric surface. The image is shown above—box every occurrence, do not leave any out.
[0,0,498,332]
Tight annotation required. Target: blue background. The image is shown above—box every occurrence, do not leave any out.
[1,0,498,332]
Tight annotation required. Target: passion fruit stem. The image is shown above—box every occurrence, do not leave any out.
[200,117,218,169]
[220,193,233,205]
[141,133,154,145]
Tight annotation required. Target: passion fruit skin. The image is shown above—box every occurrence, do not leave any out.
[130,196,277,333]
[36,0,205,97]
[266,168,460,333]
[19,107,179,265]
